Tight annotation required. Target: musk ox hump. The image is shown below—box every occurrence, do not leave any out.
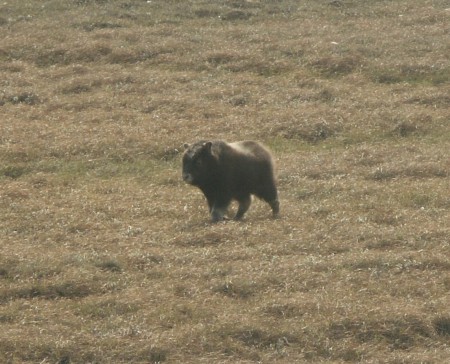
[228,140,273,160]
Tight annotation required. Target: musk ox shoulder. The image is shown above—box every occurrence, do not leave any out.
[182,140,279,222]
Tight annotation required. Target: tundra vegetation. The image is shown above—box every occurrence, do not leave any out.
[1,0,449,363]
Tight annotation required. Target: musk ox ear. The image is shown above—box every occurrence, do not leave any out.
[183,143,190,150]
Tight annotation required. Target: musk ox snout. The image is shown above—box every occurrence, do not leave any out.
[182,172,194,184]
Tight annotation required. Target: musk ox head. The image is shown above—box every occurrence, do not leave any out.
[182,141,215,186]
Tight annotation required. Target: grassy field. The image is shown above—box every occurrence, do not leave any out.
[1,0,449,362]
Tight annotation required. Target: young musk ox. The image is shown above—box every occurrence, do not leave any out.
[182,140,280,222]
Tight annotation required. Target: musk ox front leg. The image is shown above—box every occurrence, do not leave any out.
[211,207,226,222]
[202,190,230,222]
[210,196,232,222]
[204,192,215,213]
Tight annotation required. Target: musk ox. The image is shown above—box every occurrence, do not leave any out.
[182,140,279,222]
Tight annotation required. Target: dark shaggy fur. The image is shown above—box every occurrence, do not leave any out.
[182,140,279,222]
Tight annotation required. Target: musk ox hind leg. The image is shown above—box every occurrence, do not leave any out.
[235,195,251,220]
[257,183,280,218]
[269,198,280,218]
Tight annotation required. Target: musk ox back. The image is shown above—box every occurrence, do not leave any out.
[182,140,279,222]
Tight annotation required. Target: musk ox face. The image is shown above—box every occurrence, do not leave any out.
[182,141,214,186]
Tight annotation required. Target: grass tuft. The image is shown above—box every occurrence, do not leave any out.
[433,316,450,337]
[0,165,29,179]
[147,348,168,363]
[213,280,257,299]
[274,121,339,143]
[95,259,122,273]
[390,121,420,137]
[328,316,431,349]
[371,65,450,85]
[221,10,252,21]
[310,54,364,77]
[2,282,94,301]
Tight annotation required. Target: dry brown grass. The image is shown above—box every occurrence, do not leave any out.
[1,0,449,362]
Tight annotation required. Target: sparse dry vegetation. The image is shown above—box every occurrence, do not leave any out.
[1,0,449,362]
